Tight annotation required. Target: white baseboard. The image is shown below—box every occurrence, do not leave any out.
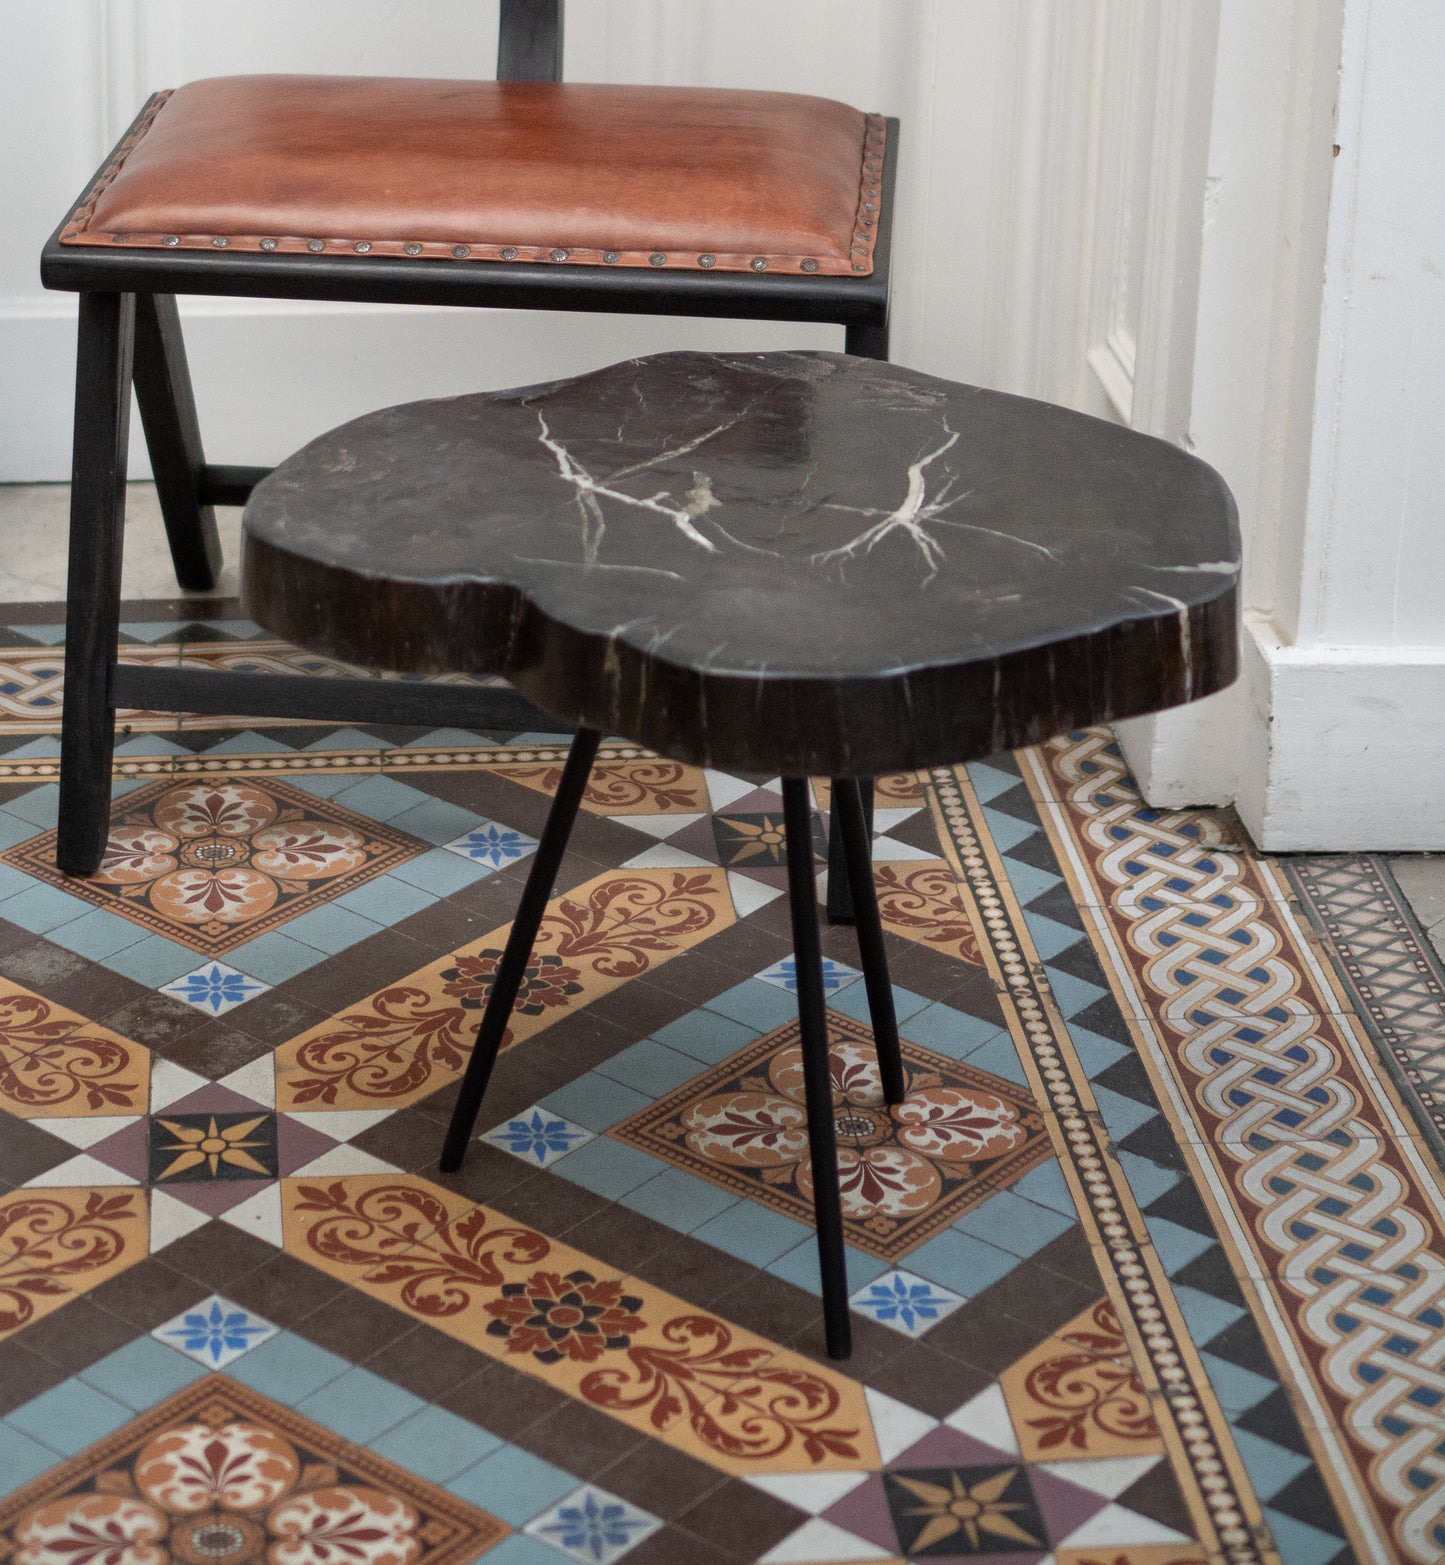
[1237,613,1445,851]
[0,300,840,482]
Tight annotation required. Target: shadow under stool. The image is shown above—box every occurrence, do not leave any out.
[240,348,1240,1358]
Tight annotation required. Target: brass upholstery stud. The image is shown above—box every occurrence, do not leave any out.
[211,236,228,248]
[800,258,819,273]
[452,245,471,258]
[162,235,179,246]
[852,263,867,272]
[750,257,767,271]
[404,242,422,256]
[550,248,569,262]
[354,241,372,253]
[260,238,278,252]
[500,247,518,260]
[649,252,667,267]
[603,251,620,264]
[697,254,716,268]
[307,239,325,252]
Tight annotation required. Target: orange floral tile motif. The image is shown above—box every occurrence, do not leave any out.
[281,1175,877,1475]
[1001,1299,1166,1461]
[0,1375,505,1564]
[610,1012,1049,1261]
[275,867,732,1110]
[0,983,148,1117]
[812,771,927,811]
[0,1187,147,1342]
[2,777,421,954]
[497,754,709,814]
[873,860,984,967]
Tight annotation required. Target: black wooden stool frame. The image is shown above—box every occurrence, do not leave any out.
[40,0,897,922]
[439,729,904,1359]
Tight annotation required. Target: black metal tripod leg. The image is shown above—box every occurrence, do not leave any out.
[826,779,874,923]
[833,778,906,1106]
[440,726,602,1171]
[133,293,223,591]
[783,777,851,1360]
[57,293,135,876]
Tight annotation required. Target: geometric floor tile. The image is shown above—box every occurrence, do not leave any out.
[611,1010,1050,1262]
[0,602,1418,1565]
[151,1294,279,1368]
[158,959,271,1015]
[441,819,539,869]
[0,982,150,1119]
[523,1483,661,1563]
[999,1300,1166,1461]
[757,955,863,995]
[2,775,423,953]
[0,1376,506,1562]
[849,1269,966,1336]
[0,1185,148,1342]
[481,1105,595,1168]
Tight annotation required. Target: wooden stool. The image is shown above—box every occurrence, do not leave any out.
[242,349,1239,1357]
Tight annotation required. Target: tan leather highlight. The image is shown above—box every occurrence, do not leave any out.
[64,76,884,276]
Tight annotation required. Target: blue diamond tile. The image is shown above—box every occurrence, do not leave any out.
[208,931,327,985]
[160,960,272,1017]
[756,955,863,994]
[98,933,206,986]
[80,1337,208,1408]
[482,1107,594,1168]
[448,1444,579,1525]
[152,1295,279,1369]
[850,1269,966,1337]
[524,1485,661,1565]
[442,820,540,869]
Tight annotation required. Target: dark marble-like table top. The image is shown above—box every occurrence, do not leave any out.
[242,350,1238,776]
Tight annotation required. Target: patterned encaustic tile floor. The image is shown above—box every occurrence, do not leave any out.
[0,599,1443,1565]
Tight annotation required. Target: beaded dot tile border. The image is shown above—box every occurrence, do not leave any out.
[0,742,652,786]
[926,764,1272,1565]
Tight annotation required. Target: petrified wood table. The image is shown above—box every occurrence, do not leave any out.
[243,349,1239,1358]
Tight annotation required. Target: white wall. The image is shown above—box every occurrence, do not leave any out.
[1231,0,1445,849]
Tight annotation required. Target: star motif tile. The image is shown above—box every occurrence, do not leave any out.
[148,1110,278,1183]
[884,1462,1047,1556]
[160,960,271,1016]
[441,818,539,869]
[610,1011,1051,1261]
[850,1269,966,1337]
[1,775,424,953]
[152,1293,279,1368]
[482,1106,595,1168]
[524,1484,661,1564]
[757,954,864,995]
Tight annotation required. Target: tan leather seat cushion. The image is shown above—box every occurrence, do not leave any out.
[64,75,885,276]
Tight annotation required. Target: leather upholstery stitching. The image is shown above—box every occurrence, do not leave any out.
[61,93,884,278]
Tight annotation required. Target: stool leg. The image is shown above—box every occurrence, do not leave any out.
[440,727,601,1171]
[133,293,223,592]
[825,780,873,924]
[58,292,135,876]
[833,779,906,1107]
[783,777,851,1360]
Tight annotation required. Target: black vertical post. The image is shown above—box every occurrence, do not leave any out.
[497,0,564,81]
[783,777,851,1359]
[133,292,222,591]
[57,292,135,875]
